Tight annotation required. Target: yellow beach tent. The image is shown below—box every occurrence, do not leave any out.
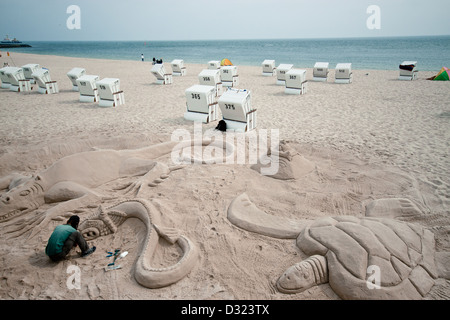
[220,58,233,66]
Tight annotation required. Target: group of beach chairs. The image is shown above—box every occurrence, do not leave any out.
[0,64,125,107]
[149,58,254,133]
[181,60,255,132]
[263,60,353,95]
[0,64,59,94]
[0,58,419,133]
[67,68,125,107]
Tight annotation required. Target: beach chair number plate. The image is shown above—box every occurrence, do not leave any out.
[191,93,201,100]
[202,77,211,81]
[289,75,297,80]
[225,104,235,110]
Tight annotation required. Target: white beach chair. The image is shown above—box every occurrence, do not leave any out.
[399,61,418,81]
[22,64,40,84]
[198,69,223,97]
[76,75,100,102]
[276,64,293,85]
[335,63,353,84]
[218,88,257,132]
[220,66,239,87]
[67,67,86,91]
[285,69,307,95]
[171,59,186,76]
[96,78,125,107]
[208,61,221,70]
[31,68,59,94]
[313,62,329,82]
[184,85,219,123]
[0,66,15,89]
[151,64,173,85]
[262,60,276,76]
[4,67,30,92]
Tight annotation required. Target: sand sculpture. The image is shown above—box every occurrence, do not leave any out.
[228,193,450,299]
[78,199,198,288]
[0,139,232,238]
[250,140,315,180]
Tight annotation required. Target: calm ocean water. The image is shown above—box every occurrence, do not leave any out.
[5,36,450,71]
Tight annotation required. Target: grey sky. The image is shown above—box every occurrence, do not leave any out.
[1,0,449,41]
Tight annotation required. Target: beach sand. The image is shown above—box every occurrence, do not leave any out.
[0,52,449,300]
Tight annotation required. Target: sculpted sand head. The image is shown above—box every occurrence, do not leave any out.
[79,205,126,240]
[277,255,328,294]
[0,175,46,223]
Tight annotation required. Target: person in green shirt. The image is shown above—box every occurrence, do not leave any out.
[45,215,96,262]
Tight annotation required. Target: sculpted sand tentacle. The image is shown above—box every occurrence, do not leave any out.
[79,199,199,289]
[228,193,449,299]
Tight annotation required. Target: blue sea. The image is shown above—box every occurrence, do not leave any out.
[5,36,450,71]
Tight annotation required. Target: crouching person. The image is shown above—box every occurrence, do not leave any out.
[45,215,96,262]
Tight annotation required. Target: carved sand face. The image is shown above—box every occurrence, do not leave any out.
[0,176,45,223]
[78,219,105,241]
[276,261,316,294]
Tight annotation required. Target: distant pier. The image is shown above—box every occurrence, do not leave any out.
[0,43,32,48]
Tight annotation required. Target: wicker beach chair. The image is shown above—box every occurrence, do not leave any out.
[32,68,59,94]
[220,65,239,87]
[171,59,186,76]
[76,75,100,102]
[198,69,223,97]
[151,63,173,85]
[184,84,219,123]
[262,60,276,76]
[335,63,353,84]
[22,64,40,84]
[313,62,329,82]
[67,67,86,91]
[217,88,257,132]
[399,61,418,81]
[276,64,293,85]
[285,69,308,95]
[97,78,125,107]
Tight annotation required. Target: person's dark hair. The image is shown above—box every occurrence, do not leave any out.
[215,120,227,132]
[67,215,80,229]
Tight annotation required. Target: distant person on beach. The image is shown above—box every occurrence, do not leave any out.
[141,54,144,62]
[45,215,96,262]
[152,57,156,65]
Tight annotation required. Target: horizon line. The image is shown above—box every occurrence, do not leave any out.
[18,34,450,43]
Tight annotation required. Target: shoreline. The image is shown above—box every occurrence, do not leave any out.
[5,36,450,71]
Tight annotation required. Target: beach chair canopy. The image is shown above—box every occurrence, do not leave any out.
[433,67,449,81]
[399,61,417,71]
[221,58,233,66]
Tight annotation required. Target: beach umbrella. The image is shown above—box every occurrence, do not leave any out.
[433,67,449,81]
[221,58,233,66]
